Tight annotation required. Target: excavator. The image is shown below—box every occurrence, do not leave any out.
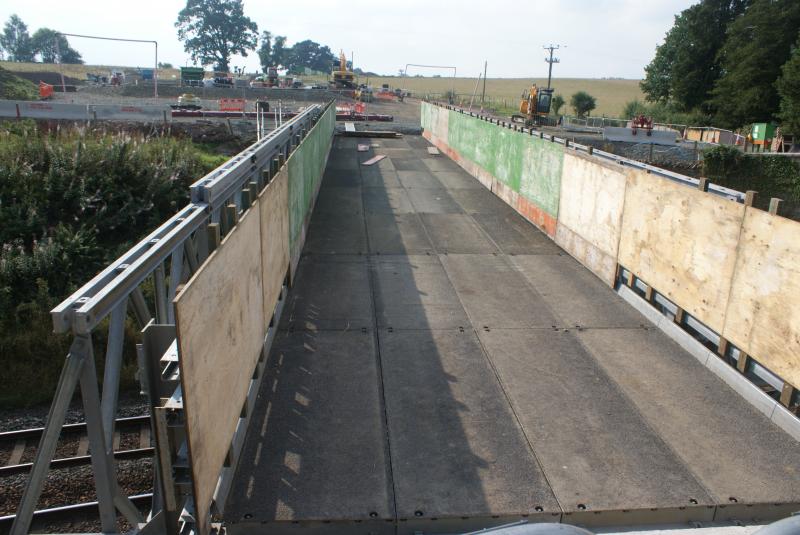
[330,50,356,89]
[512,84,554,126]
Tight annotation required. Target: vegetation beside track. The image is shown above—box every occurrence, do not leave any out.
[0,120,227,407]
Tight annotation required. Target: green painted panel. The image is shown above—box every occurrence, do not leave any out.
[288,105,335,252]
[446,109,523,192]
[519,137,563,216]
[423,103,562,218]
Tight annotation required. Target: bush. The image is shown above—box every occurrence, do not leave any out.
[0,121,226,406]
[703,144,800,203]
[0,65,37,100]
[622,99,710,125]
[570,91,597,117]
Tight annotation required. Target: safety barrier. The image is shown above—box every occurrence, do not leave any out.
[10,102,335,535]
[0,99,170,121]
[421,101,799,420]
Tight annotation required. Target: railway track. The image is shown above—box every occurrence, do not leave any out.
[0,415,153,477]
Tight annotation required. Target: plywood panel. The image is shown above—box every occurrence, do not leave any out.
[175,207,265,532]
[618,171,745,332]
[723,209,800,387]
[259,168,289,320]
[556,153,627,285]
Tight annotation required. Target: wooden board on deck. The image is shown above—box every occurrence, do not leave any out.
[722,208,800,388]
[427,146,440,155]
[259,168,290,319]
[617,170,745,333]
[362,154,387,166]
[175,207,265,533]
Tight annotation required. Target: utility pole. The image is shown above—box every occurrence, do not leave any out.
[543,44,561,90]
[481,60,487,105]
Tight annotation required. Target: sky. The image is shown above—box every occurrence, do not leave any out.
[1,0,697,78]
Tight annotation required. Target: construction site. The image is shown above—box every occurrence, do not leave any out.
[1,3,800,534]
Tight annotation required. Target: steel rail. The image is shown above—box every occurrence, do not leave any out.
[0,415,150,443]
[1,447,154,477]
[0,493,153,531]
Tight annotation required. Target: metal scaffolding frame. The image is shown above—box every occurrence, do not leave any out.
[10,103,329,535]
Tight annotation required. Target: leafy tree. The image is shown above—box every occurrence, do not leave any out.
[0,15,34,62]
[158,61,173,69]
[175,0,258,73]
[284,40,336,73]
[258,31,272,72]
[711,0,800,128]
[30,28,83,64]
[777,35,800,133]
[642,1,749,111]
[551,94,565,115]
[570,91,596,117]
[272,35,288,69]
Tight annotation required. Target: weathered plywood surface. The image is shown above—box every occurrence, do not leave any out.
[175,207,265,530]
[556,153,627,285]
[618,171,745,332]
[723,209,800,387]
[259,169,289,320]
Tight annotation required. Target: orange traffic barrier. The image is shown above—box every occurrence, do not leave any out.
[219,98,246,112]
[39,81,54,100]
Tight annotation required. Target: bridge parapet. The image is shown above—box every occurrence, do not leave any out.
[11,102,335,535]
[422,101,800,432]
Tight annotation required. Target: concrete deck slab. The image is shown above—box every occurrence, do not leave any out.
[315,186,363,215]
[379,329,561,520]
[371,255,469,330]
[419,213,499,254]
[321,168,360,188]
[280,257,373,331]
[407,188,464,214]
[398,170,444,189]
[441,254,560,328]
[511,255,645,328]
[473,213,563,255]
[366,213,435,255]
[304,213,367,255]
[392,157,429,172]
[449,188,518,215]
[422,157,462,173]
[477,328,715,516]
[363,187,415,214]
[225,330,394,532]
[577,328,800,514]
[431,170,485,189]
[362,167,402,188]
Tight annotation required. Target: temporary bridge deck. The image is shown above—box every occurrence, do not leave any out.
[223,135,800,534]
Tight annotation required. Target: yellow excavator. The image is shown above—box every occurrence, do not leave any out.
[331,50,356,89]
[512,84,554,126]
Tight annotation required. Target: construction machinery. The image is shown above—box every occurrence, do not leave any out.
[512,84,554,126]
[170,93,202,111]
[331,50,356,89]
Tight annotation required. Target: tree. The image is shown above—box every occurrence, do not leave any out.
[30,28,83,64]
[272,35,288,69]
[551,94,565,116]
[284,40,336,73]
[641,1,749,111]
[0,15,34,62]
[777,35,800,133]
[257,31,272,72]
[711,0,800,128]
[175,0,258,73]
[158,61,173,69]
[570,91,596,117]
